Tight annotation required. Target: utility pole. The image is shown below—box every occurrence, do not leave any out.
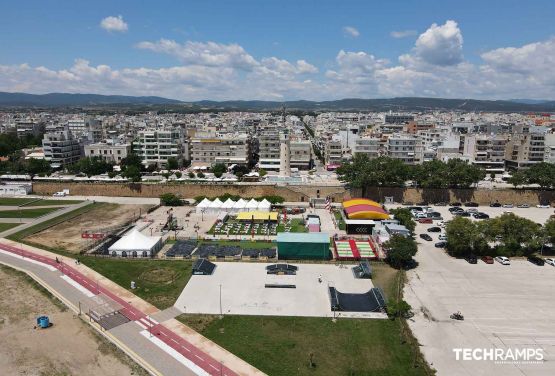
[219,284,223,318]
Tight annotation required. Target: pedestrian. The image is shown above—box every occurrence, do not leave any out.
[55,257,59,263]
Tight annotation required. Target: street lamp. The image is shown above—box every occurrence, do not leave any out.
[219,284,223,318]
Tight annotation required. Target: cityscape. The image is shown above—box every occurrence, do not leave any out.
[0,1,554,376]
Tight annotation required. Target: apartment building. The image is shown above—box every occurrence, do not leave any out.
[42,127,81,168]
[84,143,131,163]
[134,127,187,168]
[258,130,281,171]
[16,119,42,138]
[324,138,343,165]
[463,134,508,171]
[505,131,546,169]
[289,139,312,170]
[353,137,380,159]
[544,134,555,164]
[386,135,422,164]
[190,133,251,167]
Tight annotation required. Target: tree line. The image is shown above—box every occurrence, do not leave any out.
[508,162,555,189]
[445,214,555,257]
[337,155,486,195]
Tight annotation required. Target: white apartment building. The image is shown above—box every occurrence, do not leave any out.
[386,135,422,164]
[42,127,81,168]
[84,143,131,164]
[505,131,546,169]
[324,138,343,165]
[353,137,380,159]
[258,131,281,171]
[190,133,251,167]
[289,139,312,170]
[463,134,508,172]
[134,128,187,168]
[544,134,555,164]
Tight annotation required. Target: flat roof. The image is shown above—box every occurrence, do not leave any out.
[277,232,330,243]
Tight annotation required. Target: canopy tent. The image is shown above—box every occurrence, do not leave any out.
[108,228,162,258]
[208,198,223,213]
[221,198,236,212]
[196,198,211,214]
[236,211,278,222]
[342,198,389,220]
[257,199,271,212]
[232,198,247,213]
[343,198,382,209]
[245,199,259,212]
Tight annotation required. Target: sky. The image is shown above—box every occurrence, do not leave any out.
[1,0,555,101]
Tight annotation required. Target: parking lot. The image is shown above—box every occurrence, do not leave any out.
[174,262,386,319]
[394,204,555,376]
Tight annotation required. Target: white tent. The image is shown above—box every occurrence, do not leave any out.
[246,199,259,212]
[221,198,236,213]
[196,198,211,214]
[108,228,162,258]
[209,198,223,213]
[232,198,247,213]
[257,198,271,212]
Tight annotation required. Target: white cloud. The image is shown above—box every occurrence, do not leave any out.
[408,20,463,66]
[390,30,417,39]
[100,15,128,33]
[342,26,360,38]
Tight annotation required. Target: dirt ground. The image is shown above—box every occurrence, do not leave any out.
[26,203,152,253]
[0,265,146,376]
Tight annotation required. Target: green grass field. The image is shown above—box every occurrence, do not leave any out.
[178,263,431,376]
[81,257,193,310]
[0,222,20,232]
[276,218,308,233]
[0,207,60,218]
[26,199,84,206]
[0,197,36,206]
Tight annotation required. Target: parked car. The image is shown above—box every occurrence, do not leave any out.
[454,211,471,217]
[537,204,550,208]
[435,241,447,248]
[435,202,448,206]
[495,256,510,265]
[481,256,494,264]
[466,208,479,213]
[415,212,427,219]
[439,234,448,241]
[418,218,433,224]
[465,254,478,264]
[473,212,490,219]
[450,202,462,207]
[449,207,464,213]
[420,234,433,241]
[427,226,442,232]
[502,204,514,208]
[490,202,502,207]
[545,258,555,266]
[464,202,479,207]
[438,221,449,228]
[428,211,442,218]
[527,255,545,266]
[409,206,423,212]
[517,204,530,208]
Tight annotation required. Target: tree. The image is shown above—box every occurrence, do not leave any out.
[232,165,250,178]
[26,158,51,176]
[197,171,205,179]
[123,165,141,182]
[412,160,449,188]
[526,162,555,189]
[71,156,113,177]
[445,158,486,188]
[212,163,227,178]
[389,208,416,233]
[484,213,542,255]
[188,171,195,179]
[543,218,555,247]
[259,168,267,177]
[166,157,179,170]
[120,151,142,170]
[175,171,182,179]
[445,217,479,257]
[508,171,527,188]
[160,193,183,206]
[383,234,418,268]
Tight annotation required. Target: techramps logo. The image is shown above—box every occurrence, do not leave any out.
[453,348,544,365]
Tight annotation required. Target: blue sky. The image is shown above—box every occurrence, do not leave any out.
[1,0,555,100]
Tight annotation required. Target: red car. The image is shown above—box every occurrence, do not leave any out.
[481,256,494,264]
[418,218,433,224]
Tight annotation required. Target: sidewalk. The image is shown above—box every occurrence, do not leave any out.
[0,238,265,376]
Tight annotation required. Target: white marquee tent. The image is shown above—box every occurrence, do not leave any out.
[208,198,223,213]
[232,198,247,213]
[222,198,236,212]
[108,228,162,258]
[246,198,259,212]
[257,199,271,212]
[196,198,211,214]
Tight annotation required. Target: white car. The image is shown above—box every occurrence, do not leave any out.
[502,204,514,208]
[545,258,555,267]
[438,234,448,241]
[536,204,550,209]
[495,256,510,265]
[415,212,427,219]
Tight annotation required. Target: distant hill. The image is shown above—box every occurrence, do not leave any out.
[1,92,555,112]
[0,92,182,107]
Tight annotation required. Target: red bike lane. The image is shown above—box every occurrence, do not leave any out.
[0,242,237,376]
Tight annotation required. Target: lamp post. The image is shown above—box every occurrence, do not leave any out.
[219,283,223,318]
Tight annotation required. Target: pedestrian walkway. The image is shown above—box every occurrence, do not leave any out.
[0,239,265,376]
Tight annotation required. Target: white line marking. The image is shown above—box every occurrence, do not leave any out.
[61,275,96,297]
[0,249,57,271]
[135,321,148,330]
[140,330,210,376]
[182,346,191,352]
[159,331,167,337]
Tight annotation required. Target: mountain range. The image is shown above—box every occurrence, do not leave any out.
[1,91,555,112]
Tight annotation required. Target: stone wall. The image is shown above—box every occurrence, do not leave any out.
[32,182,348,202]
[352,187,555,205]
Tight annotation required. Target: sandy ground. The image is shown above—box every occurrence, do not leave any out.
[0,265,140,376]
[26,203,152,253]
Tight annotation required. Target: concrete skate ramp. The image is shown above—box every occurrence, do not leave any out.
[328,287,386,312]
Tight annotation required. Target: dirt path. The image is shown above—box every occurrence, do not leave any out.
[0,265,146,376]
[26,203,152,253]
